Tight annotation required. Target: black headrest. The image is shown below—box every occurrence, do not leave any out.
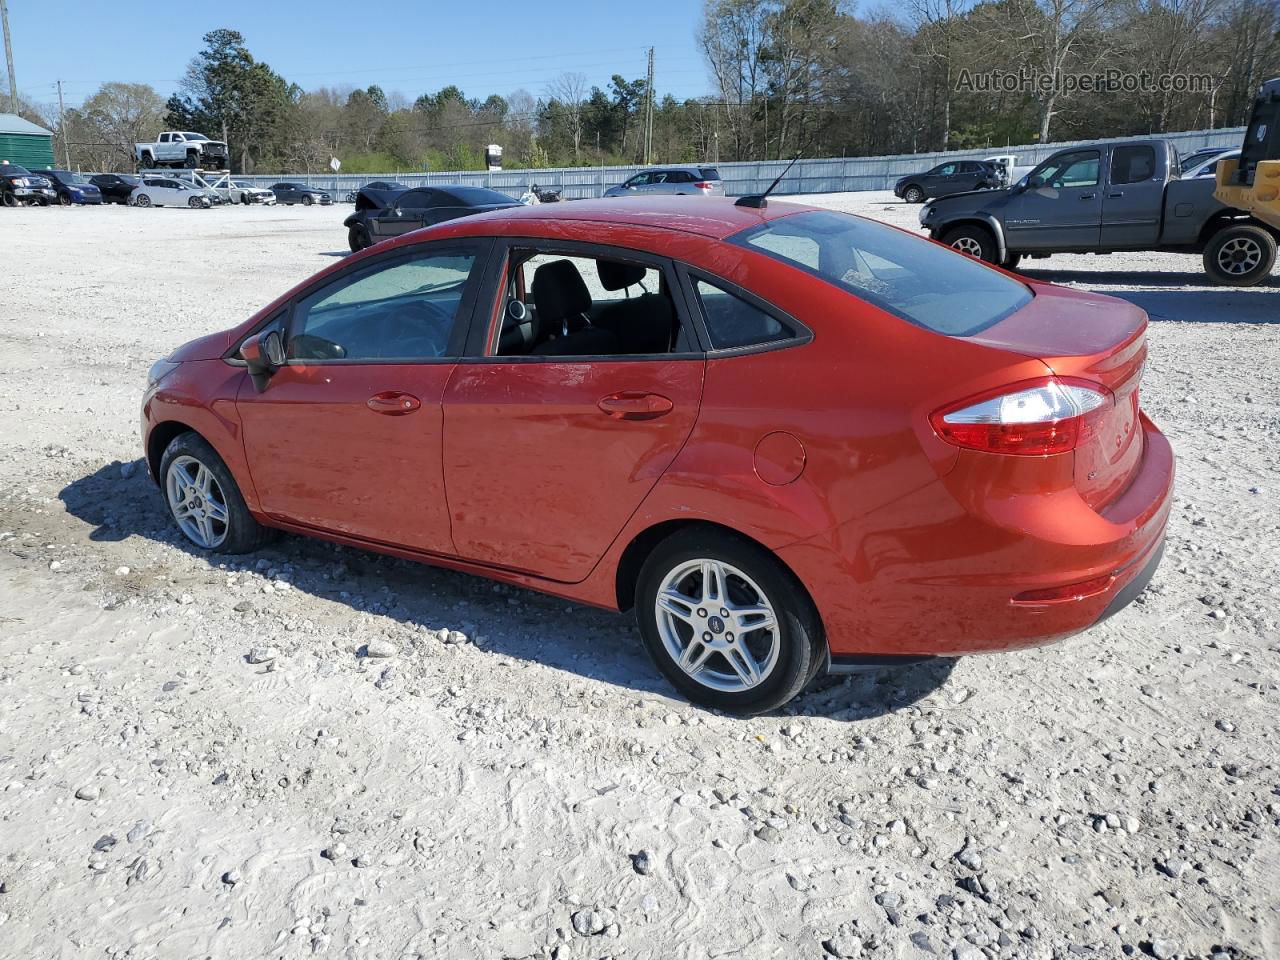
[597,259,646,291]
[531,259,591,323]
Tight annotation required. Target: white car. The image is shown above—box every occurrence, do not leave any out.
[130,177,212,208]
[1183,149,1239,179]
[211,176,277,205]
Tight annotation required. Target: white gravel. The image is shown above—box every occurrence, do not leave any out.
[0,196,1278,959]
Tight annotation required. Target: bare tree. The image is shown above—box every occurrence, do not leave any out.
[547,72,588,161]
[700,0,770,159]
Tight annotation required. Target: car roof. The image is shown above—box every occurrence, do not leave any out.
[449,196,814,240]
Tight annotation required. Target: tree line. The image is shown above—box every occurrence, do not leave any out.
[10,0,1279,176]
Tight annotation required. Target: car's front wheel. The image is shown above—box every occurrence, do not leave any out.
[636,529,824,714]
[941,224,999,263]
[135,194,151,207]
[903,185,925,203]
[1203,224,1277,287]
[160,433,275,554]
[302,194,314,206]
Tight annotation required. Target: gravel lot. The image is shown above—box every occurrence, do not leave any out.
[0,194,1278,960]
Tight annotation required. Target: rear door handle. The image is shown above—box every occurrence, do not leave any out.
[1080,193,1097,200]
[1108,191,1124,198]
[367,391,421,415]
[597,391,673,421]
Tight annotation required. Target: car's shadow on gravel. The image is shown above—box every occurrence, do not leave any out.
[59,461,954,720]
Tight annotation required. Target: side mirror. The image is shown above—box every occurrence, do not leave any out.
[1025,175,1045,190]
[241,329,284,390]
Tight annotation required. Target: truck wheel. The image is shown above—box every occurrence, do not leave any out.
[903,185,925,204]
[348,226,372,252]
[942,225,998,263]
[1203,224,1277,287]
[2,192,15,207]
[139,153,153,170]
[184,153,198,169]
[1001,253,1022,271]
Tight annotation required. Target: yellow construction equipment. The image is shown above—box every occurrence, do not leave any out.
[1215,77,1280,231]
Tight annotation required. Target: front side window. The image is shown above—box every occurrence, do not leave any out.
[289,249,478,362]
[733,210,1032,337]
[694,280,792,350]
[1034,150,1100,188]
[934,163,957,176]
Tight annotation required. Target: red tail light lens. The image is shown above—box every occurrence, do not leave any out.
[930,378,1112,456]
[694,181,712,190]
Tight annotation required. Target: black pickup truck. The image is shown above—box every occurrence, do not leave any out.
[919,138,1278,286]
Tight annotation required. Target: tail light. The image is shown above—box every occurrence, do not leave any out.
[694,181,713,190]
[930,377,1112,456]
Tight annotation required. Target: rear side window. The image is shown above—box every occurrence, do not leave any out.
[733,210,1032,337]
[693,279,792,350]
[1111,145,1155,184]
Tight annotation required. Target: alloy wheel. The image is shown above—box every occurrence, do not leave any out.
[951,236,984,257]
[654,558,781,692]
[165,455,229,549]
[1217,236,1263,276]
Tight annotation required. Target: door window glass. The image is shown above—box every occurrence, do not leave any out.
[693,279,792,350]
[1111,146,1155,185]
[496,250,684,357]
[289,249,478,362]
[1035,150,1100,188]
[935,163,957,176]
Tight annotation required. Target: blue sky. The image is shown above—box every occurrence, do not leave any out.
[10,0,711,111]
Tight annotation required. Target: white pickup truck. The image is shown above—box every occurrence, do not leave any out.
[134,131,230,170]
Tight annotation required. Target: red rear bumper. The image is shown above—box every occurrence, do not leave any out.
[780,413,1174,658]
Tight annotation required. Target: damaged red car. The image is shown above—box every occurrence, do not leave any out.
[142,197,1174,713]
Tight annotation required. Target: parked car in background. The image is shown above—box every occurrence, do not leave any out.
[1179,146,1231,174]
[135,131,230,170]
[920,138,1278,285]
[38,169,104,205]
[894,160,1002,203]
[218,178,276,205]
[344,184,519,251]
[1184,149,1239,179]
[271,182,332,206]
[142,196,1172,714]
[89,173,141,204]
[0,163,57,206]
[164,172,226,205]
[603,166,724,197]
[130,177,211,208]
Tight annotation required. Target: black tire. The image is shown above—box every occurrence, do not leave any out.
[1001,253,1022,271]
[941,224,999,263]
[902,184,925,204]
[302,194,314,206]
[1202,224,1277,287]
[139,153,154,171]
[3,191,17,207]
[188,196,203,209]
[635,528,825,715]
[184,153,198,168]
[348,225,371,252]
[58,192,72,206]
[159,432,276,554]
[135,194,151,207]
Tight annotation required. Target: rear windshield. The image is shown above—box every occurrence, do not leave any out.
[731,210,1032,336]
[698,167,721,181]
[441,186,514,205]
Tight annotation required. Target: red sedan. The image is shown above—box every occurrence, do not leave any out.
[142,197,1173,714]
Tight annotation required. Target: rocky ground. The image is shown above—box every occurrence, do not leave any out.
[0,196,1277,960]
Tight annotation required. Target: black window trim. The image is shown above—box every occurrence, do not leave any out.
[1108,144,1157,187]
[676,264,813,357]
[458,237,708,364]
[223,237,494,367]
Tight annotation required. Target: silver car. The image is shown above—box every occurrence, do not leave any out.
[604,166,725,198]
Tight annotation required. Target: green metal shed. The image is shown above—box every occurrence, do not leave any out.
[0,114,55,168]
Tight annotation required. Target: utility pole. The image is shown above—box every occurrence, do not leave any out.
[1,0,17,114]
[56,79,70,168]
[643,46,654,165]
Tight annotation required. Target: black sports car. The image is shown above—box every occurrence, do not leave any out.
[344,184,520,252]
[89,173,142,204]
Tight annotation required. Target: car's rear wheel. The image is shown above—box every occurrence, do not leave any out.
[348,225,372,252]
[942,224,999,263]
[1203,224,1277,287]
[160,433,275,554]
[903,185,925,203]
[135,194,151,207]
[636,529,824,715]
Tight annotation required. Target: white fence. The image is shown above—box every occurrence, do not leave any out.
[229,126,1245,201]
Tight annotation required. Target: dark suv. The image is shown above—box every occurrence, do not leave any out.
[0,163,57,206]
[271,182,332,206]
[894,161,1001,203]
